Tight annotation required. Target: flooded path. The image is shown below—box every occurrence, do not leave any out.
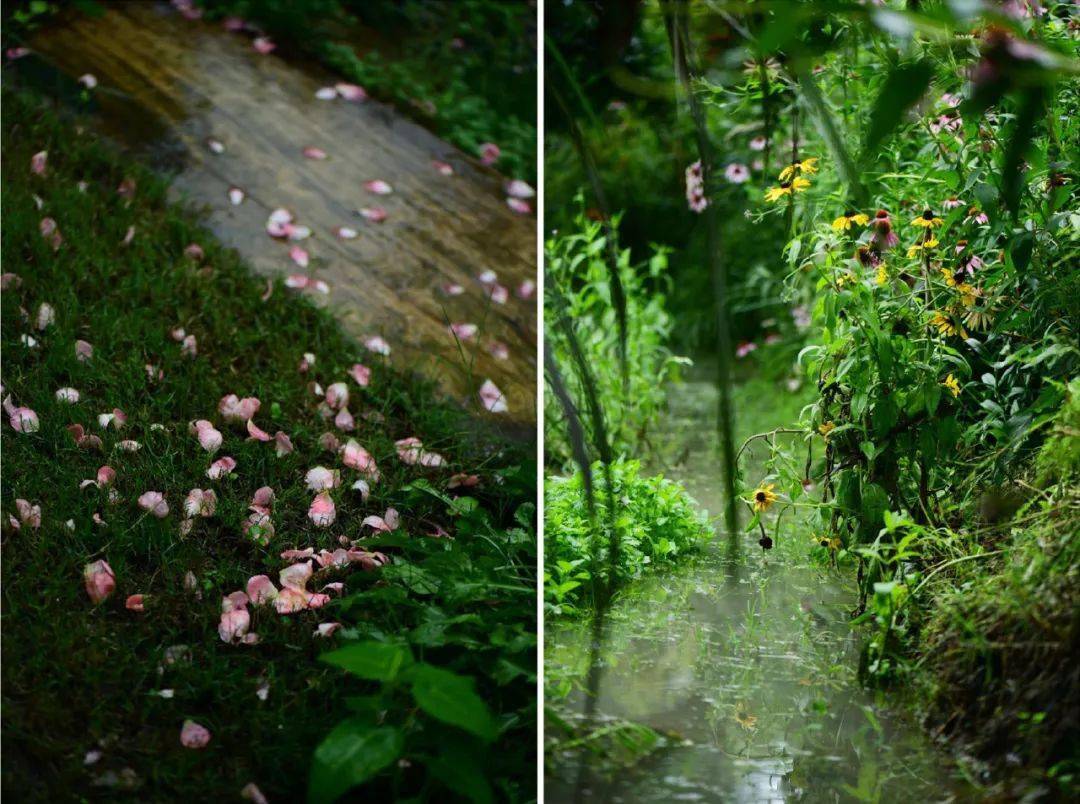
[546,371,975,802]
[18,2,536,425]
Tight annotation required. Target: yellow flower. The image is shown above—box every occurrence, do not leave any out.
[942,373,961,398]
[831,211,870,232]
[818,421,836,438]
[765,185,791,202]
[835,271,855,288]
[907,243,923,259]
[908,237,938,258]
[957,283,978,308]
[941,267,957,287]
[924,237,939,249]
[911,209,944,228]
[876,265,888,286]
[778,158,818,182]
[751,483,778,512]
[931,311,958,337]
[791,176,811,192]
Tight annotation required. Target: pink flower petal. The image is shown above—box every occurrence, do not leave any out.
[478,379,508,413]
[395,437,446,467]
[364,336,391,356]
[334,407,355,432]
[206,137,225,154]
[348,363,371,387]
[314,622,341,638]
[305,466,340,491]
[340,439,379,478]
[289,245,309,268]
[364,179,393,195]
[359,206,387,223]
[488,284,509,304]
[75,339,94,362]
[325,382,349,410]
[243,511,274,545]
[183,488,217,518]
[138,491,169,518]
[314,86,337,100]
[302,146,327,160]
[449,322,478,341]
[180,720,211,749]
[78,73,97,89]
[247,418,271,441]
[125,594,145,612]
[247,575,279,605]
[83,560,115,604]
[506,198,532,215]
[274,431,294,457]
[333,226,358,240]
[184,243,205,261]
[15,499,42,528]
[228,186,245,205]
[241,784,269,804]
[335,83,366,101]
[516,279,536,300]
[31,151,47,176]
[219,607,251,643]
[308,492,336,527]
[97,466,116,486]
[56,387,80,403]
[505,179,534,199]
[488,341,509,360]
[191,419,223,453]
[207,456,237,480]
[479,142,500,165]
[252,37,275,54]
[219,394,261,423]
[432,160,454,176]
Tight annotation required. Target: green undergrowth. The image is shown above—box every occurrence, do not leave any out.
[544,458,711,615]
[1,90,535,802]
[198,0,537,184]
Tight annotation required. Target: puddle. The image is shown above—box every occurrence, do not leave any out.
[545,371,976,802]
[15,1,536,424]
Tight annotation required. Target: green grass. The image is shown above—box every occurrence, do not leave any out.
[1,90,535,802]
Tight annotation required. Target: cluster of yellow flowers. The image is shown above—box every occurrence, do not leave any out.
[764,157,818,202]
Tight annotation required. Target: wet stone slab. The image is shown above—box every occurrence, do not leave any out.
[25,2,536,427]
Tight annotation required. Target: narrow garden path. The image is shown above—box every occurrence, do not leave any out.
[25,1,536,425]
[546,370,976,802]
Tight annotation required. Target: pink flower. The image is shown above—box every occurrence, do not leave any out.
[517,279,536,300]
[138,491,169,518]
[479,142,500,165]
[125,594,145,612]
[308,492,336,527]
[206,457,237,480]
[180,720,211,748]
[31,151,47,176]
[943,197,964,209]
[735,341,758,359]
[247,419,271,441]
[724,163,750,184]
[478,379,508,413]
[749,135,767,151]
[335,83,366,101]
[83,560,116,604]
[184,243,205,261]
[252,37,275,54]
[364,180,393,195]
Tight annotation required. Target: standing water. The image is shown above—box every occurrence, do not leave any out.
[545,369,975,802]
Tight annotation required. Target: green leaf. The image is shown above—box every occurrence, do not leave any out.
[863,61,934,160]
[406,663,498,742]
[427,743,495,804]
[307,721,402,804]
[319,641,413,682]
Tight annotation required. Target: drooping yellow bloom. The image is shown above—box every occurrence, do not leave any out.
[876,265,888,286]
[751,483,778,512]
[764,176,810,203]
[942,373,961,398]
[957,283,978,308]
[778,158,819,182]
[818,421,836,438]
[911,209,944,228]
[931,311,958,337]
[907,237,939,258]
[831,211,870,232]
[941,267,957,287]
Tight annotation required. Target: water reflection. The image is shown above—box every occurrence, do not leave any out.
[546,376,973,802]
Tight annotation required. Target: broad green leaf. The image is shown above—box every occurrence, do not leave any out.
[319,641,413,682]
[406,663,498,742]
[863,61,934,159]
[307,721,402,804]
[427,743,495,804]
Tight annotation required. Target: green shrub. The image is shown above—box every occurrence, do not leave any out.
[544,459,710,614]
[544,209,689,469]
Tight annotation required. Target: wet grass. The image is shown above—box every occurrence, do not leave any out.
[1,90,535,801]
